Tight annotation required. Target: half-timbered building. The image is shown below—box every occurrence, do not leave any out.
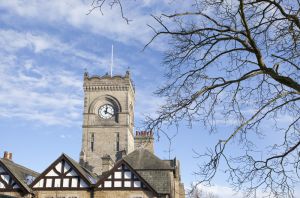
[30,153,97,198]
[0,72,185,198]
[0,152,38,197]
[94,149,184,198]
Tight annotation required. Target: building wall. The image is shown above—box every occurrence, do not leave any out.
[94,190,156,198]
[0,191,32,198]
[34,190,90,198]
[168,161,185,198]
[80,73,135,175]
[174,179,185,198]
[33,189,166,198]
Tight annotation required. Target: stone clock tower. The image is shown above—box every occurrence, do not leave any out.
[79,71,135,175]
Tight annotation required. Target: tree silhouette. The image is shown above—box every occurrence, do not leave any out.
[91,0,300,197]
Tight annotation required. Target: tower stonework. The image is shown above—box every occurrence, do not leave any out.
[79,71,135,175]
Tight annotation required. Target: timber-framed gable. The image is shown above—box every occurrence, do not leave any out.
[0,161,24,193]
[30,154,95,191]
[0,158,38,196]
[95,159,158,196]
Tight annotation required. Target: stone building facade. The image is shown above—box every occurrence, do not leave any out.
[0,72,185,198]
[79,71,135,176]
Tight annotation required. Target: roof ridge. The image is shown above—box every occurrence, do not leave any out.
[123,148,173,170]
[63,153,96,175]
[0,158,39,175]
[62,153,98,183]
[0,159,34,193]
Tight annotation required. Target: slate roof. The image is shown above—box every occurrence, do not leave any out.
[63,153,98,184]
[0,158,39,193]
[123,149,174,170]
[122,149,174,195]
[163,159,176,168]
[137,170,171,194]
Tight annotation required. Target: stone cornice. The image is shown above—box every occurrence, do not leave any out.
[83,85,129,92]
[82,125,135,136]
[82,112,130,115]
[83,72,135,94]
[84,73,129,81]
[82,125,132,128]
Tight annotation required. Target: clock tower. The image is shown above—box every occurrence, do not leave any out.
[79,71,135,175]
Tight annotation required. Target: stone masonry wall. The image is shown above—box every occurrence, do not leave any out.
[34,190,90,198]
[94,190,156,198]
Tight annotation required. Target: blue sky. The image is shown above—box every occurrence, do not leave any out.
[0,0,198,183]
[0,1,299,197]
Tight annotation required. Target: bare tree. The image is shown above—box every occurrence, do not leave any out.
[91,0,300,197]
[189,185,219,198]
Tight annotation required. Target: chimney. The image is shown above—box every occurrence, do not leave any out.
[3,151,12,160]
[134,131,154,153]
[101,155,114,172]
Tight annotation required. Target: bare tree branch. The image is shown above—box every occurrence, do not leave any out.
[91,0,300,196]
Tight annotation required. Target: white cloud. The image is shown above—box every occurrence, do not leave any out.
[202,184,243,198]
[0,29,55,53]
[0,0,156,47]
[0,0,196,51]
[0,58,82,126]
[0,27,141,126]
[0,30,30,52]
[192,181,300,198]
[60,134,71,139]
[135,88,165,120]
[0,0,192,126]
[192,183,255,198]
[0,28,126,70]
[0,31,84,126]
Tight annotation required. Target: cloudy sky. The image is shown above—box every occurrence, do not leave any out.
[1,1,299,197]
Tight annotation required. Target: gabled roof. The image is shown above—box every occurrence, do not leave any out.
[116,149,174,195]
[123,149,174,170]
[136,170,171,194]
[30,153,97,189]
[95,160,158,196]
[63,154,98,184]
[0,158,39,194]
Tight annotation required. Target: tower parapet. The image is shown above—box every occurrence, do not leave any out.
[83,71,134,94]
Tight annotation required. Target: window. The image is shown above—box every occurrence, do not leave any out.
[90,133,95,152]
[115,132,120,151]
[25,174,35,184]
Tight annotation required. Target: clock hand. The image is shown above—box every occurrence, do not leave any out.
[107,111,114,115]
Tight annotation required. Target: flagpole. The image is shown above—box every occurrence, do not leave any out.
[111,44,113,77]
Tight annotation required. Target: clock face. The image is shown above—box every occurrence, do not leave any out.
[98,104,115,119]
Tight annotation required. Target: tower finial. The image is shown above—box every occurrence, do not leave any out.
[84,68,88,79]
[110,44,113,77]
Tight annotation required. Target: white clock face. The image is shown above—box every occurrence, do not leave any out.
[99,104,114,119]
